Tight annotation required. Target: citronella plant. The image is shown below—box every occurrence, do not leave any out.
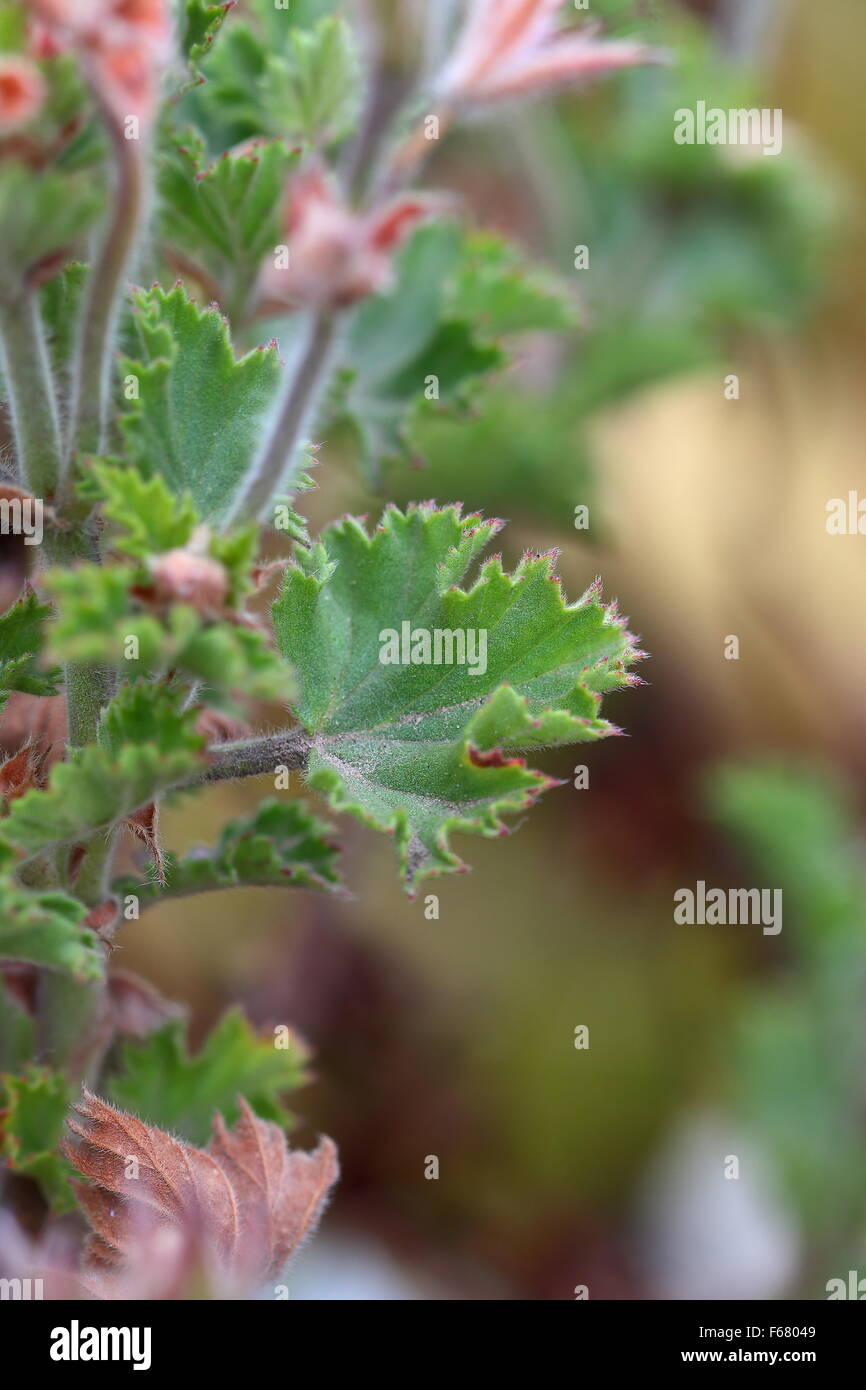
[0,0,660,1298]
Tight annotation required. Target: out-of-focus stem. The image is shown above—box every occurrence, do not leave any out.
[36,970,107,1083]
[0,291,63,498]
[41,523,115,747]
[65,121,144,476]
[226,311,338,524]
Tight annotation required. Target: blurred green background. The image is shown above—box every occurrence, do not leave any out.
[126,0,866,1298]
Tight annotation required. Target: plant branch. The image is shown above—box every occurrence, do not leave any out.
[0,290,63,498]
[42,522,115,747]
[226,311,339,524]
[65,122,145,479]
[204,728,311,784]
[74,827,120,909]
[36,970,108,1083]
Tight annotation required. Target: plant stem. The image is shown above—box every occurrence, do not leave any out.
[0,291,63,499]
[226,311,338,524]
[74,828,119,909]
[65,124,144,476]
[36,970,107,1084]
[34,822,116,1079]
[204,728,311,783]
[36,528,115,1081]
[41,522,115,747]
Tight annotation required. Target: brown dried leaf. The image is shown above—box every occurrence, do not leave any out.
[83,899,120,934]
[0,743,42,801]
[64,1090,338,1292]
[0,689,67,769]
[123,801,166,884]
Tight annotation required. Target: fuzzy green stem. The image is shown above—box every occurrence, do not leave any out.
[65,125,144,475]
[0,291,63,498]
[226,311,338,524]
[42,522,115,747]
[205,729,311,784]
[34,827,116,1080]
[74,828,119,909]
[35,529,115,1078]
[36,971,107,1083]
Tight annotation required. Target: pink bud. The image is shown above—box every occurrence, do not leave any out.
[31,0,172,129]
[150,550,229,617]
[0,56,46,132]
[260,167,439,312]
[438,0,668,106]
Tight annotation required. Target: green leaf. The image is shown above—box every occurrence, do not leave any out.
[0,164,104,298]
[120,285,282,521]
[1,686,206,860]
[175,20,270,150]
[273,503,643,889]
[332,225,572,479]
[0,1,27,49]
[0,1067,75,1211]
[446,232,578,335]
[158,132,297,313]
[179,0,234,83]
[114,798,341,905]
[44,562,295,709]
[706,762,866,1233]
[0,877,103,980]
[107,1008,309,1147]
[0,590,61,715]
[96,680,206,759]
[707,764,864,954]
[0,981,35,1073]
[262,15,361,147]
[82,460,199,560]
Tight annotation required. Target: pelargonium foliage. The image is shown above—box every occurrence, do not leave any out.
[0,0,656,1299]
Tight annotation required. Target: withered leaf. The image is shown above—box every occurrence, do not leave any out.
[0,744,42,802]
[123,801,166,885]
[0,690,67,770]
[64,1089,338,1290]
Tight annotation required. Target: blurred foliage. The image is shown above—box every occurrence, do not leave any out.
[709,764,866,1281]
[379,9,842,530]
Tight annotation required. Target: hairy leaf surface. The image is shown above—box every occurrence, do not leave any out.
[274,503,643,887]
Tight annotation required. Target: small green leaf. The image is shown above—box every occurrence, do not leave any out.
[332,224,571,478]
[0,877,103,980]
[82,460,199,560]
[0,590,61,715]
[44,563,295,709]
[0,1067,75,1211]
[176,20,270,150]
[1,687,206,860]
[0,981,35,1072]
[159,132,297,312]
[447,232,578,335]
[120,285,282,521]
[262,16,361,147]
[179,0,234,83]
[97,680,206,759]
[0,164,104,298]
[114,798,341,905]
[107,1008,310,1147]
[274,504,643,889]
